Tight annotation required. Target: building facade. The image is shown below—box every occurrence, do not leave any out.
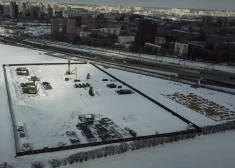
[79,31,91,37]
[10,1,16,18]
[3,5,10,16]
[155,37,166,45]
[202,16,213,26]
[101,28,121,35]
[118,36,135,44]
[0,5,4,15]
[30,6,40,19]
[51,19,60,41]
[174,43,188,57]
[47,7,53,18]
[66,18,76,35]
[136,19,158,47]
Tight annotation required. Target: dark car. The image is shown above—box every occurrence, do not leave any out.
[129,130,137,137]
[19,131,25,138]
[107,83,117,88]
[82,83,86,88]
[42,82,52,90]
[74,84,78,88]
[69,137,80,144]
[17,126,24,132]
[85,83,90,87]
[76,123,87,130]
[100,133,112,141]
[78,84,82,88]
[95,123,103,129]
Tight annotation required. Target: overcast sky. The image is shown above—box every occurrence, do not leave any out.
[36,0,235,11]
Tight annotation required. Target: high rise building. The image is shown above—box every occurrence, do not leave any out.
[66,17,82,35]
[216,17,229,27]
[62,18,67,33]
[15,4,18,17]
[30,6,40,19]
[75,16,82,27]
[3,5,10,16]
[47,7,53,18]
[10,1,16,18]
[51,19,60,41]
[202,16,213,26]
[0,5,4,15]
[22,2,26,16]
[66,18,77,35]
[136,19,158,47]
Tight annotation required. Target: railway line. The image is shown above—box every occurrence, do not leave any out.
[1,36,235,90]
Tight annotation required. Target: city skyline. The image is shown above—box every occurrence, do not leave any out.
[31,0,235,11]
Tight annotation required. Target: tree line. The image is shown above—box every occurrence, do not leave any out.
[2,120,235,168]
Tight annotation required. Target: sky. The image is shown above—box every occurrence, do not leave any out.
[36,0,235,11]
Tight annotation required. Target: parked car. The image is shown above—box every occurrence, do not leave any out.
[19,131,25,138]
[124,127,130,131]
[74,84,78,88]
[17,126,24,132]
[129,130,137,137]
[81,84,85,88]
[85,83,90,87]
[42,82,52,90]
[107,83,117,88]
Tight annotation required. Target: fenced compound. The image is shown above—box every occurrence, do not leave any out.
[3,62,202,157]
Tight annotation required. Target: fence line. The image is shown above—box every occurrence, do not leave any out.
[2,65,18,157]
[91,63,201,130]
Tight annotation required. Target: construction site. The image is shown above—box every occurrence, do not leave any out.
[4,60,191,153]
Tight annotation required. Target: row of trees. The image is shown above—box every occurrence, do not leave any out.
[46,121,235,168]
[0,162,12,168]
[201,120,235,135]
[2,120,235,168]
[47,133,197,168]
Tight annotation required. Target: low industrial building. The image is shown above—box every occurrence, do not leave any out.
[118,36,135,44]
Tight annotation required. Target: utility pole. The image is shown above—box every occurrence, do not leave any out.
[66,55,71,75]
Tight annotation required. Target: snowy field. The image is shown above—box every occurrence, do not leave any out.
[62,131,235,168]
[5,63,188,151]
[1,43,235,167]
[102,67,235,126]
[0,44,66,163]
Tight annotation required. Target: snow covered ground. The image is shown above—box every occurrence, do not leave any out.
[102,66,235,126]
[0,44,66,163]
[6,63,188,151]
[62,131,235,168]
[24,26,51,37]
[1,43,235,167]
